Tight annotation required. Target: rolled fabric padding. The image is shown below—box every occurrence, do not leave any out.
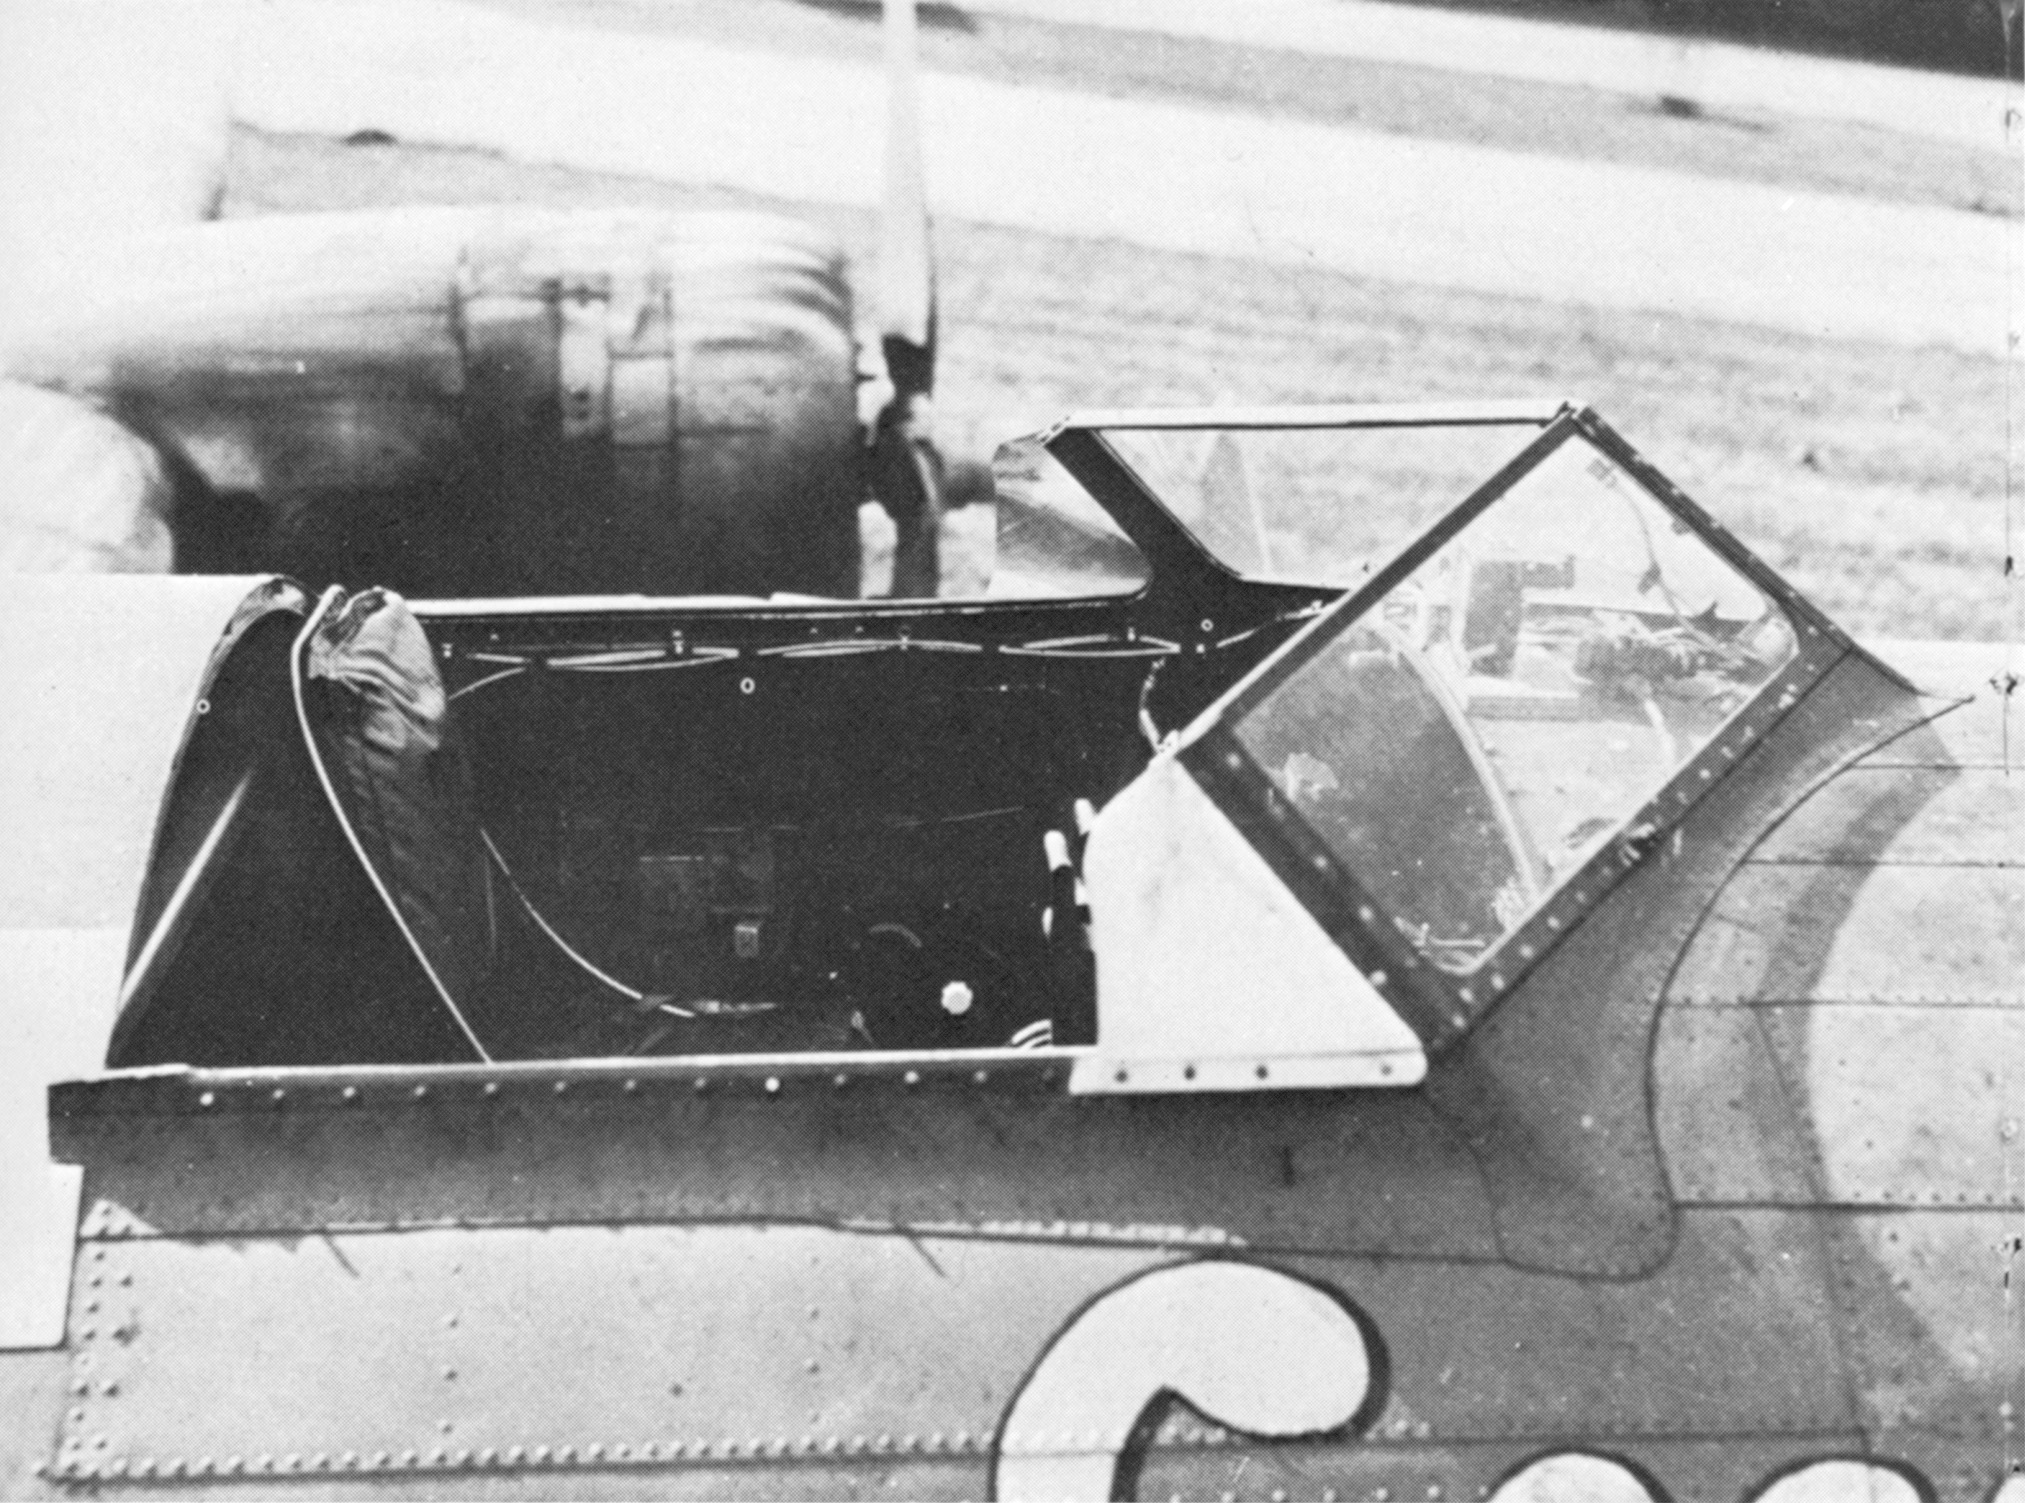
[303,587,494,1053]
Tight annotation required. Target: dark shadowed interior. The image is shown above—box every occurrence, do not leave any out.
[453,644,1144,1059]
[110,589,1185,1068]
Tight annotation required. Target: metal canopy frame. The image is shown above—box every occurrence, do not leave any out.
[1144,403,1870,1051]
[1049,398,1571,432]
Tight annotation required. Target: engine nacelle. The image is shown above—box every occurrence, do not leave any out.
[5,207,864,598]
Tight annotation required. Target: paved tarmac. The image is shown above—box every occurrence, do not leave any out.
[230,1,2013,355]
[967,0,2018,150]
[2,0,2014,358]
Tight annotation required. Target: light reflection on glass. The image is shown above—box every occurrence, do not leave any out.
[1235,437,1797,973]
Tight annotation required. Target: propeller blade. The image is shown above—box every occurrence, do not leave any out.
[878,0,935,400]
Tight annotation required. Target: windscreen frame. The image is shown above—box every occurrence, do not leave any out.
[1175,405,1863,1050]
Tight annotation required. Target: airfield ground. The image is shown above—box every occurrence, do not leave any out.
[225,0,2015,642]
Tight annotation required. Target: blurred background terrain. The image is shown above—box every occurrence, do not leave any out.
[5,0,2016,640]
[1352,0,2019,75]
[220,0,2018,641]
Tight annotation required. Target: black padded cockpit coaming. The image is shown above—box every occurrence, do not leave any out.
[115,583,1138,1067]
[109,585,476,1068]
[296,588,497,1060]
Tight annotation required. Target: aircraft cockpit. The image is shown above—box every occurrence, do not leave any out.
[97,401,1851,1090]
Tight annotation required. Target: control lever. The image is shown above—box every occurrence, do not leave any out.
[1040,810,1098,1046]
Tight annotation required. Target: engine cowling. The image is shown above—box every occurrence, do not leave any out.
[4,207,864,598]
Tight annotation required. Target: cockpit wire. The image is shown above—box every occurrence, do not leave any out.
[1614,485,1753,667]
[478,827,696,1019]
[448,665,527,701]
[1000,632,1179,660]
[756,637,985,659]
[550,648,741,672]
[1213,602,1326,652]
[446,644,742,700]
[291,590,494,1063]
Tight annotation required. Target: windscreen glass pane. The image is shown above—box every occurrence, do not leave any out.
[984,436,1151,599]
[1100,424,1543,587]
[1231,434,1800,974]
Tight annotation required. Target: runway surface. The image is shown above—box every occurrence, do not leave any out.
[967,0,2016,149]
[2,0,2013,356]
[233,0,2011,355]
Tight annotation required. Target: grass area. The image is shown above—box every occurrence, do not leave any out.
[1379,0,2018,77]
[932,221,2013,642]
[475,0,2019,219]
[229,129,2015,642]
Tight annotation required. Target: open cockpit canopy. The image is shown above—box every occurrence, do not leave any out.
[1055,402,1852,1058]
[101,401,1870,1086]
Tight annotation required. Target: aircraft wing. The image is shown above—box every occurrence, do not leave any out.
[0,574,270,1347]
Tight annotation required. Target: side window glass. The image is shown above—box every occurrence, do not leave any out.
[984,438,1151,599]
[1100,423,1546,588]
[1232,436,1799,974]
[1235,619,1535,971]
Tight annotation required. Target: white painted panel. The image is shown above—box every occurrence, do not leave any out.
[0,574,259,1349]
[1076,752,1423,1094]
[996,1261,1370,1502]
